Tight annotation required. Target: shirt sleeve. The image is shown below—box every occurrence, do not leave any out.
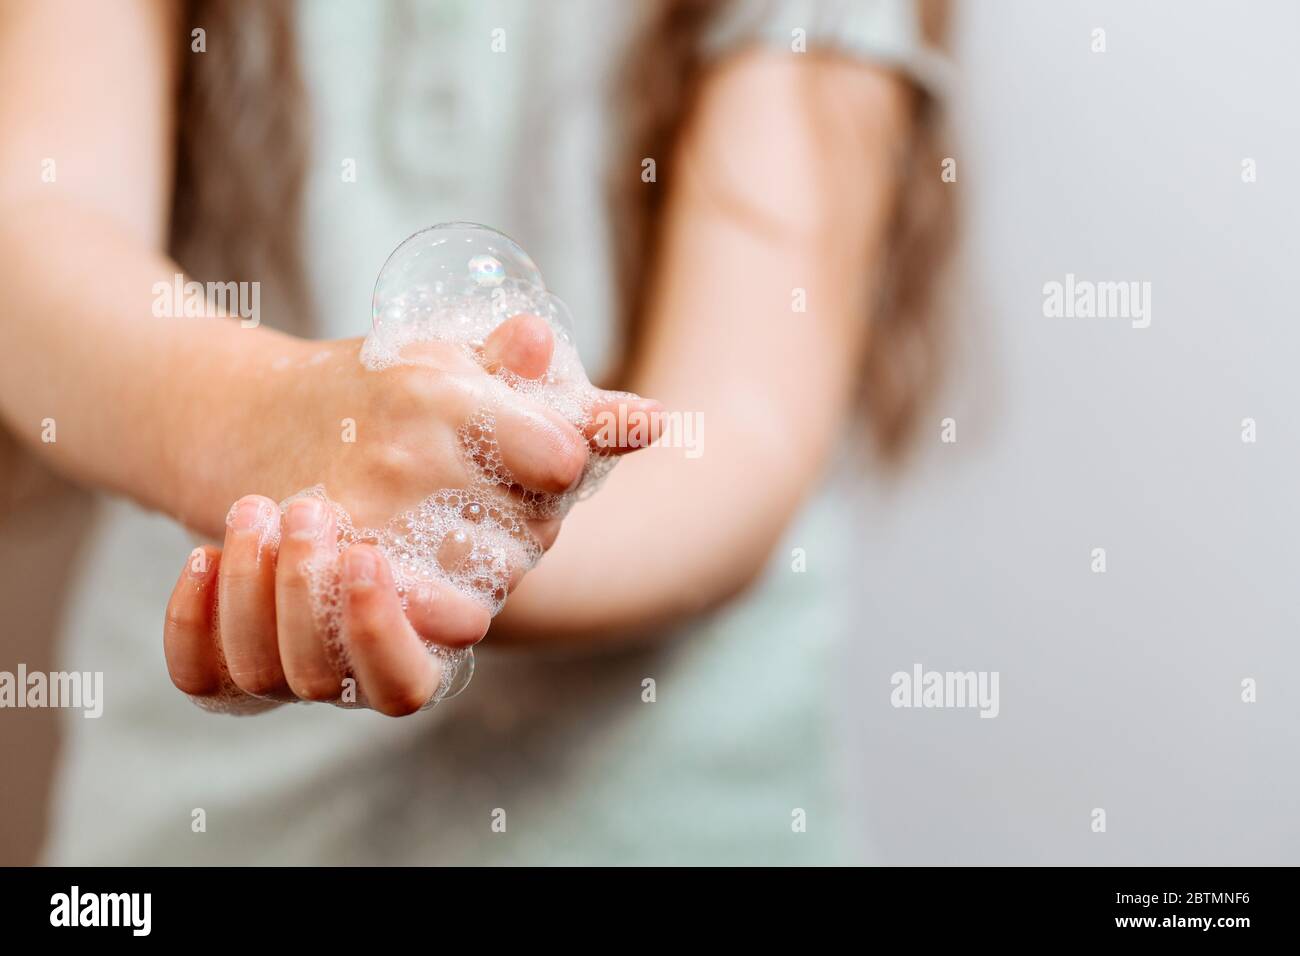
[702,0,951,99]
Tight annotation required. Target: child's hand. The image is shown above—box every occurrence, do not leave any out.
[203,313,590,535]
[163,313,660,715]
[164,520,487,717]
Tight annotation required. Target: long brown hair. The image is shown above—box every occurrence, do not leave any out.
[171,0,312,334]
[172,0,954,459]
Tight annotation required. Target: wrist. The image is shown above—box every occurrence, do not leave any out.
[163,324,315,536]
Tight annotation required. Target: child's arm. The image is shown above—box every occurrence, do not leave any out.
[494,50,914,644]
[160,323,659,717]
[0,1,595,541]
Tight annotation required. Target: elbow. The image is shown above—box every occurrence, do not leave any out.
[685,546,775,618]
[629,516,794,634]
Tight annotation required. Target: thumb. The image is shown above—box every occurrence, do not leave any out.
[481,313,554,380]
[584,394,664,455]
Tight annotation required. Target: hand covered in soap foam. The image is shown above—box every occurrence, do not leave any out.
[163,311,660,716]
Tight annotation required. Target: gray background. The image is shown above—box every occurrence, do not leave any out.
[845,0,1300,864]
[3,0,1298,864]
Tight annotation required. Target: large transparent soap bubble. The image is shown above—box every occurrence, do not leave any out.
[368,222,577,365]
[381,220,542,286]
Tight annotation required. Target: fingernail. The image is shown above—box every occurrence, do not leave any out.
[230,498,273,533]
[344,548,377,586]
[286,498,325,540]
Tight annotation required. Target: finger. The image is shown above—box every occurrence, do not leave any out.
[275,496,345,702]
[491,400,589,494]
[482,312,554,380]
[403,580,490,649]
[584,396,665,455]
[435,515,548,598]
[436,528,474,573]
[218,495,290,699]
[341,545,442,717]
[526,517,561,552]
[164,545,223,696]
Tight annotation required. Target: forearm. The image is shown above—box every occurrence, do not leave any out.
[493,194,867,645]
[493,270,859,647]
[0,198,305,536]
[493,431,807,647]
